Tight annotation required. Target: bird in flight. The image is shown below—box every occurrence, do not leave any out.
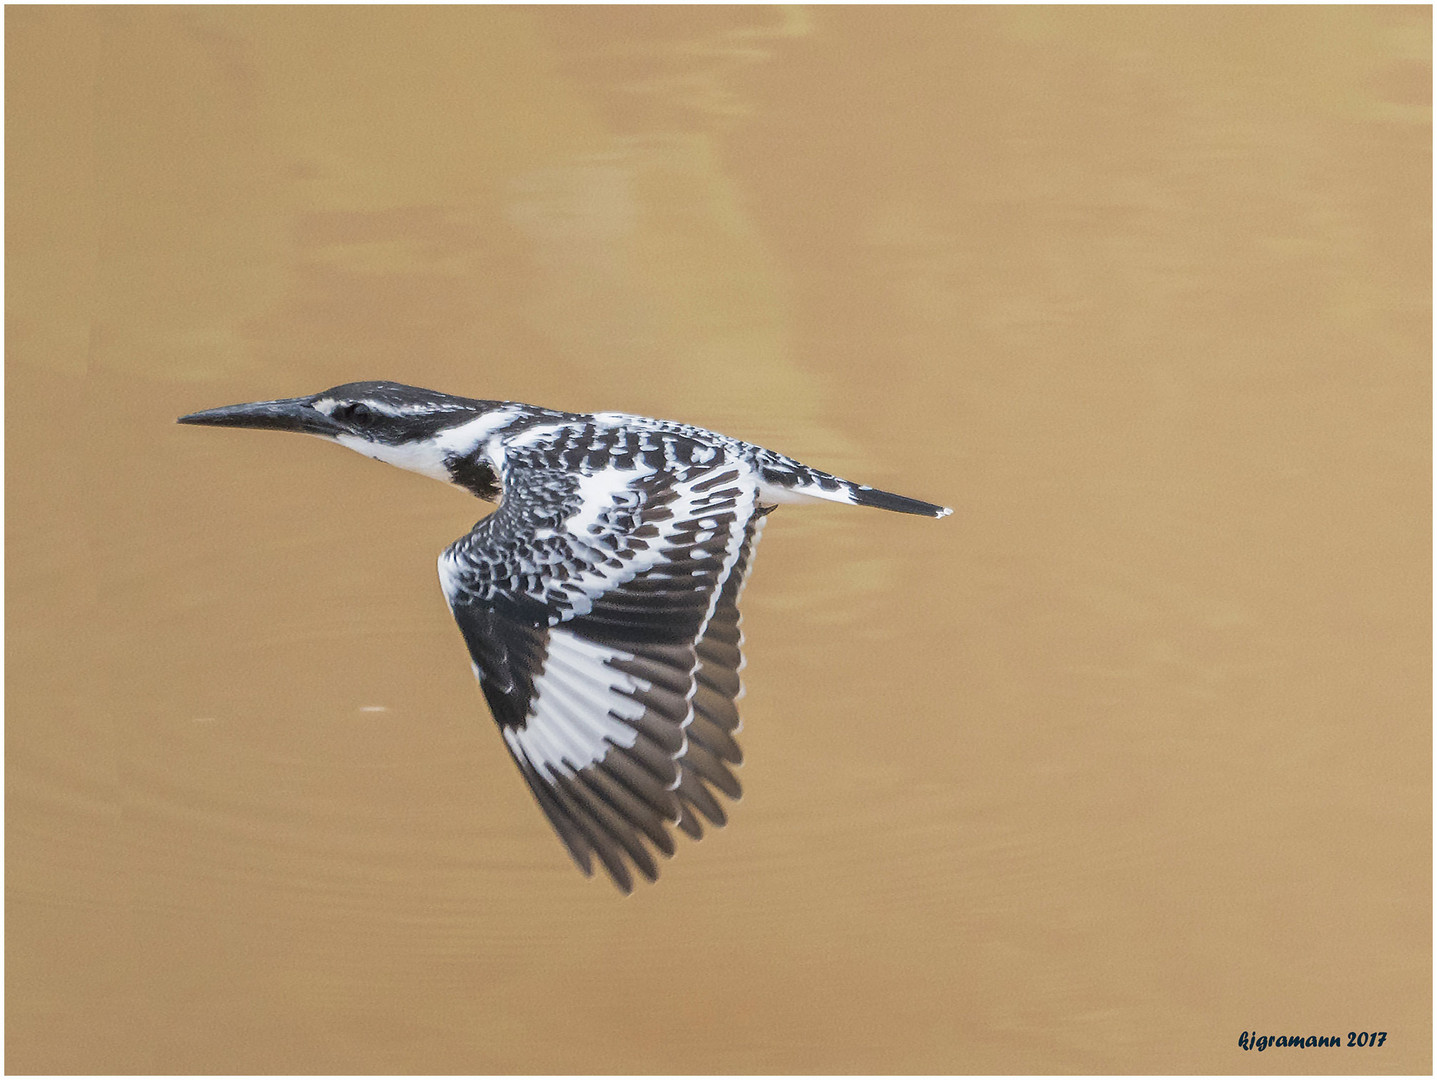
[179,381,949,892]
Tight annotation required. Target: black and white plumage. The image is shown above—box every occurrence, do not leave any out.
[179,381,950,892]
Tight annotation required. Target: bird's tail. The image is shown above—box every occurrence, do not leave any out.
[848,484,952,518]
[756,465,951,518]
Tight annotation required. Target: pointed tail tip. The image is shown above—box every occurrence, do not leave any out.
[851,486,953,518]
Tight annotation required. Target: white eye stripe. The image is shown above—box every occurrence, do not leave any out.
[435,409,524,458]
[314,396,474,419]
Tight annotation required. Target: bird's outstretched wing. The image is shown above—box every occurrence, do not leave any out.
[439,440,766,891]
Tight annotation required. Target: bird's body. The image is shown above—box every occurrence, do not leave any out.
[180,381,949,891]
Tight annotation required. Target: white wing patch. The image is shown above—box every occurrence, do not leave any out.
[503,630,647,776]
[563,467,644,539]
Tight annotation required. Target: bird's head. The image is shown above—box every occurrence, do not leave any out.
[178,381,515,498]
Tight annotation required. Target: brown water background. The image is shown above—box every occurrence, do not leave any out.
[7,7,1430,1074]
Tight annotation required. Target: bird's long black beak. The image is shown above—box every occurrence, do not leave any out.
[177,396,337,436]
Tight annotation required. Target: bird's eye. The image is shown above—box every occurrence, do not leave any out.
[334,402,376,427]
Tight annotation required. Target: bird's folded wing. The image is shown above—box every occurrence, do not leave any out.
[439,450,765,891]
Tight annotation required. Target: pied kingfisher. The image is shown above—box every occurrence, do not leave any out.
[179,381,950,892]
